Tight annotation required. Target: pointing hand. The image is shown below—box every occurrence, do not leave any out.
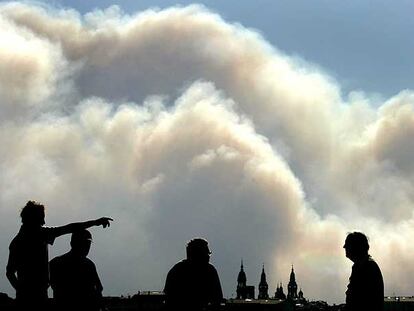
[96,217,113,228]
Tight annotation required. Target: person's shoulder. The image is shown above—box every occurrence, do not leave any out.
[207,263,219,273]
[41,226,60,244]
[84,257,97,267]
[367,257,379,266]
[50,252,71,265]
[363,257,383,277]
[174,259,188,267]
[50,252,68,262]
[207,262,218,269]
[42,226,58,234]
[169,259,187,272]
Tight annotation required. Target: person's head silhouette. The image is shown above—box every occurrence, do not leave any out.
[71,229,93,257]
[186,238,211,264]
[20,201,45,227]
[343,232,369,263]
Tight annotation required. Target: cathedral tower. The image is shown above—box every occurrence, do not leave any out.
[275,282,286,300]
[236,260,255,299]
[287,265,298,300]
[258,264,269,299]
[236,260,247,299]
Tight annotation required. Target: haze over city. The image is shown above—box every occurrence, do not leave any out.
[0,1,413,304]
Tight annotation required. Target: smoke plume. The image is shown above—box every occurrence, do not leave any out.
[0,3,413,303]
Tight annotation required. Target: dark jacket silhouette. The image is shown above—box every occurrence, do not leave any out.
[344,232,384,311]
[164,238,223,311]
[50,229,103,311]
[6,200,112,308]
[7,225,55,305]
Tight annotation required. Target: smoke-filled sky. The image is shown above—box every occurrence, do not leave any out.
[0,1,414,304]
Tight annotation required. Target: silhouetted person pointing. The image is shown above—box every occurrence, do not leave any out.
[164,238,223,311]
[6,200,112,310]
[50,229,103,311]
[344,232,384,311]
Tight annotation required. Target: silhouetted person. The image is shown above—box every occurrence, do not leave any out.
[6,200,112,310]
[50,229,103,311]
[164,238,223,311]
[344,232,384,311]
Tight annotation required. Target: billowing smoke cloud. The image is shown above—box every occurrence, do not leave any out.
[0,2,413,303]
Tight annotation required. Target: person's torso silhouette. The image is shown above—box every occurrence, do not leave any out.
[164,238,223,311]
[8,225,55,305]
[50,229,103,311]
[344,232,384,311]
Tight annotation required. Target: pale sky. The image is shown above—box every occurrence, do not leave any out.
[0,0,414,305]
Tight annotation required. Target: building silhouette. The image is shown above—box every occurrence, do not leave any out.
[274,283,286,300]
[287,265,298,300]
[258,264,269,299]
[236,261,306,303]
[236,260,255,299]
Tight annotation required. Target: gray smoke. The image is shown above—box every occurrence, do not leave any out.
[0,2,413,303]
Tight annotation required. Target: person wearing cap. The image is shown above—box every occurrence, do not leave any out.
[6,200,112,310]
[343,232,384,311]
[164,238,223,311]
[50,229,104,311]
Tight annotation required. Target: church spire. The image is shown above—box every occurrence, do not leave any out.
[260,264,266,282]
[236,259,247,299]
[237,259,247,284]
[288,265,298,300]
[290,265,296,282]
[258,263,269,299]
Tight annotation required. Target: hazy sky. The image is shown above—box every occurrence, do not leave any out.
[0,1,413,305]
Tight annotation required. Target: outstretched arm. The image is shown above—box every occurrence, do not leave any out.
[53,217,113,238]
